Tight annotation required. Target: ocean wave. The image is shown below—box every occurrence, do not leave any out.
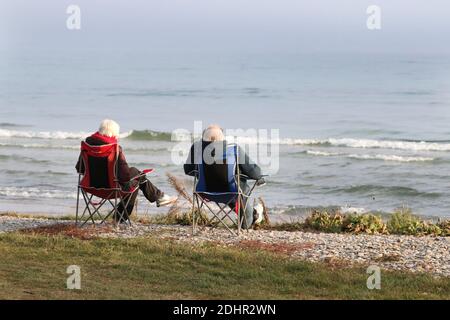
[0,143,80,150]
[0,129,132,140]
[127,130,174,141]
[305,150,434,162]
[1,169,70,176]
[0,187,77,200]
[339,206,367,214]
[306,150,340,157]
[2,128,450,152]
[0,142,170,153]
[107,89,204,98]
[326,138,450,152]
[231,137,450,152]
[270,205,369,217]
[290,138,450,151]
[347,154,434,162]
[334,185,441,198]
[0,154,52,164]
[0,123,31,128]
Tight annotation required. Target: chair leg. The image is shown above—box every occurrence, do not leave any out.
[113,192,119,227]
[80,193,95,227]
[237,199,241,236]
[101,203,117,225]
[76,187,80,226]
[192,195,197,236]
[123,194,133,227]
[201,200,237,235]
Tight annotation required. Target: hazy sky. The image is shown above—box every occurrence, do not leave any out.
[1,0,449,53]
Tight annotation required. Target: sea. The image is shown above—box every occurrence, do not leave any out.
[1,49,450,219]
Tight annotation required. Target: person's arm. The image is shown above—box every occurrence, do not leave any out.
[75,153,84,174]
[237,145,263,180]
[183,143,197,176]
[117,146,131,183]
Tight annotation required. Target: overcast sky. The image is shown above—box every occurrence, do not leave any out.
[1,0,449,53]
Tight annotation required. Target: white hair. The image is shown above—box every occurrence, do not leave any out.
[99,119,120,138]
[203,124,225,142]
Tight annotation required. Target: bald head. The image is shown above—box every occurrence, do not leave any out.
[202,124,225,142]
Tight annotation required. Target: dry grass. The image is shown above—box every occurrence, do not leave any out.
[375,254,402,263]
[166,172,193,204]
[19,223,113,240]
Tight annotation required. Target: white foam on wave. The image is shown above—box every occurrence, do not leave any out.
[347,154,434,162]
[0,129,132,140]
[306,150,340,157]
[327,138,450,152]
[0,142,172,152]
[305,150,434,162]
[340,206,367,214]
[230,136,450,152]
[0,142,79,150]
[0,187,77,200]
[1,128,450,152]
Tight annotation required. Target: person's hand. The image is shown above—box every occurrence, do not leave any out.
[256,178,266,187]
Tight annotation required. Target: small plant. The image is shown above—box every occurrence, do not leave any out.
[437,220,450,237]
[303,210,345,233]
[387,209,442,236]
[343,213,388,234]
[269,220,304,232]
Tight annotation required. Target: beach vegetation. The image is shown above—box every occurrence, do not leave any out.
[387,208,445,236]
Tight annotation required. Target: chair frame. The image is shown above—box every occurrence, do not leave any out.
[75,141,152,227]
[191,144,259,236]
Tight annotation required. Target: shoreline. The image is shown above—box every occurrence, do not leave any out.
[1,215,448,278]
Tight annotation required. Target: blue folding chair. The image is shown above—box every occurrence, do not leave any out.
[191,144,259,236]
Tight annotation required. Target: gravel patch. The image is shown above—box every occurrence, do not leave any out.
[0,216,71,233]
[1,216,449,277]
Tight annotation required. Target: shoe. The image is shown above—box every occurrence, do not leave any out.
[252,203,264,226]
[156,194,177,207]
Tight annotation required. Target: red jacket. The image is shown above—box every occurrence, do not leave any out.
[75,132,131,184]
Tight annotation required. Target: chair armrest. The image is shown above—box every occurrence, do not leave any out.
[187,170,199,177]
[239,174,268,181]
[130,168,154,181]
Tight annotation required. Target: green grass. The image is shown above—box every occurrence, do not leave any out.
[0,232,448,300]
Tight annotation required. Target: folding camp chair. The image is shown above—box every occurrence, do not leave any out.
[75,141,153,227]
[191,144,261,236]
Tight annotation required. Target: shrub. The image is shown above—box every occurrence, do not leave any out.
[138,209,209,226]
[343,213,388,234]
[303,210,345,233]
[437,220,450,237]
[166,209,209,226]
[387,209,442,236]
[269,221,304,232]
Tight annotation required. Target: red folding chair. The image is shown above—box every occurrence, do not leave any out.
[75,141,153,227]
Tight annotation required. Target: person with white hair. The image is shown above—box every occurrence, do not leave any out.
[76,119,176,222]
[184,124,266,228]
